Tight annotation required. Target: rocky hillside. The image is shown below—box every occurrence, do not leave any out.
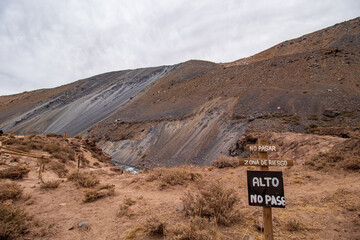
[0,17,359,168]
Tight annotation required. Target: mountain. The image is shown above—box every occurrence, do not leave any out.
[1,17,359,168]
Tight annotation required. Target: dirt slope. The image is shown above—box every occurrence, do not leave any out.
[0,133,359,240]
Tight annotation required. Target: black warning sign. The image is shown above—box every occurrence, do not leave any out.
[247,170,285,208]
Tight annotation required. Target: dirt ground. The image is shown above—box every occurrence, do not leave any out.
[0,133,359,240]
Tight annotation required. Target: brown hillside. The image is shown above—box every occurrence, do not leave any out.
[0,133,359,239]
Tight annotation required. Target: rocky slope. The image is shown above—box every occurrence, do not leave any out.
[1,17,359,168]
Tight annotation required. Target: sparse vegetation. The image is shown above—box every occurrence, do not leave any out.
[40,180,61,189]
[124,227,146,240]
[182,181,240,225]
[43,144,75,162]
[48,161,68,178]
[123,196,136,206]
[46,133,63,138]
[146,167,202,186]
[82,184,115,203]
[144,216,167,236]
[0,165,31,180]
[286,219,304,232]
[0,203,31,240]
[211,155,239,168]
[169,216,220,240]
[0,182,22,201]
[306,145,360,171]
[308,115,318,120]
[118,204,134,217]
[110,166,124,174]
[67,171,100,188]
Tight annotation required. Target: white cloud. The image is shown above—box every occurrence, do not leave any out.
[0,0,359,95]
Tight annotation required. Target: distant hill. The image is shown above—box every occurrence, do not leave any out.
[1,17,359,168]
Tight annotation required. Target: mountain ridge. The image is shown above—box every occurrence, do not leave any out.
[1,17,359,168]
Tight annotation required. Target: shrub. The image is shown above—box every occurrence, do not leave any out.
[162,168,201,186]
[144,216,166,236]
[67,171,99,188]
[118,204,134,217]
[43,144,61,154]
[307,151,345,170]
[182,181,240,225]
[46,133,63,138]
[40,180,61,189]
[48,161,68,178]
[123,196,136,206]
[286,219,303,231]
[82,184,115,203]
[29,142,42,150]
[0,182,22,201]
[0,203,31,239]
[146,167,201,186]
[118,196,136,217]
[110,166,124,174]
[211,156,239,168]
[14,145,31,152]
[0,165,31,180]
[169,216,219,240]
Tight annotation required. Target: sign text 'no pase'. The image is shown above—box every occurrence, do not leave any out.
[247,170,285,208]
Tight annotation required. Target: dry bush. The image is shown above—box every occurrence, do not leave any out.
[169,216,220,240]
[0,202,32,240]
[211,155,239,168]
[48,161,68,178]
[341,158,360,170]
[124,227,146,240]
[0,182,22,201]
[44,144,75,162]
[46,133,63,138]
[110,166,124,174]
[58,147,75,161]
[4,138,22,146]
[0,165,31,180]
[29,142,42,150]
[40,180,61,189]
[182,181,240,225]
[82,184,115,203]
[118,196,136,217]
[146,167,201,186]
[123,196,136,206]
[144,216,167,236]
[67,171,100,188]
[43,143,61,153]
[118,204,134,217]
[286,219,303,232]
[14,145,31,153]
[307,149,360,171]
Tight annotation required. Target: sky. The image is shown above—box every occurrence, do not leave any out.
[0,0,359,96]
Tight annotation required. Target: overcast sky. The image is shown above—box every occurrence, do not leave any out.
[0,0,359,96]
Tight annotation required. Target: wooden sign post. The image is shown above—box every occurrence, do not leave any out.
[259,139,273,240]
[245,139,291,240]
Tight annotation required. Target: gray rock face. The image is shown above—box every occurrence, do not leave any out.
[1,65,177,135]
